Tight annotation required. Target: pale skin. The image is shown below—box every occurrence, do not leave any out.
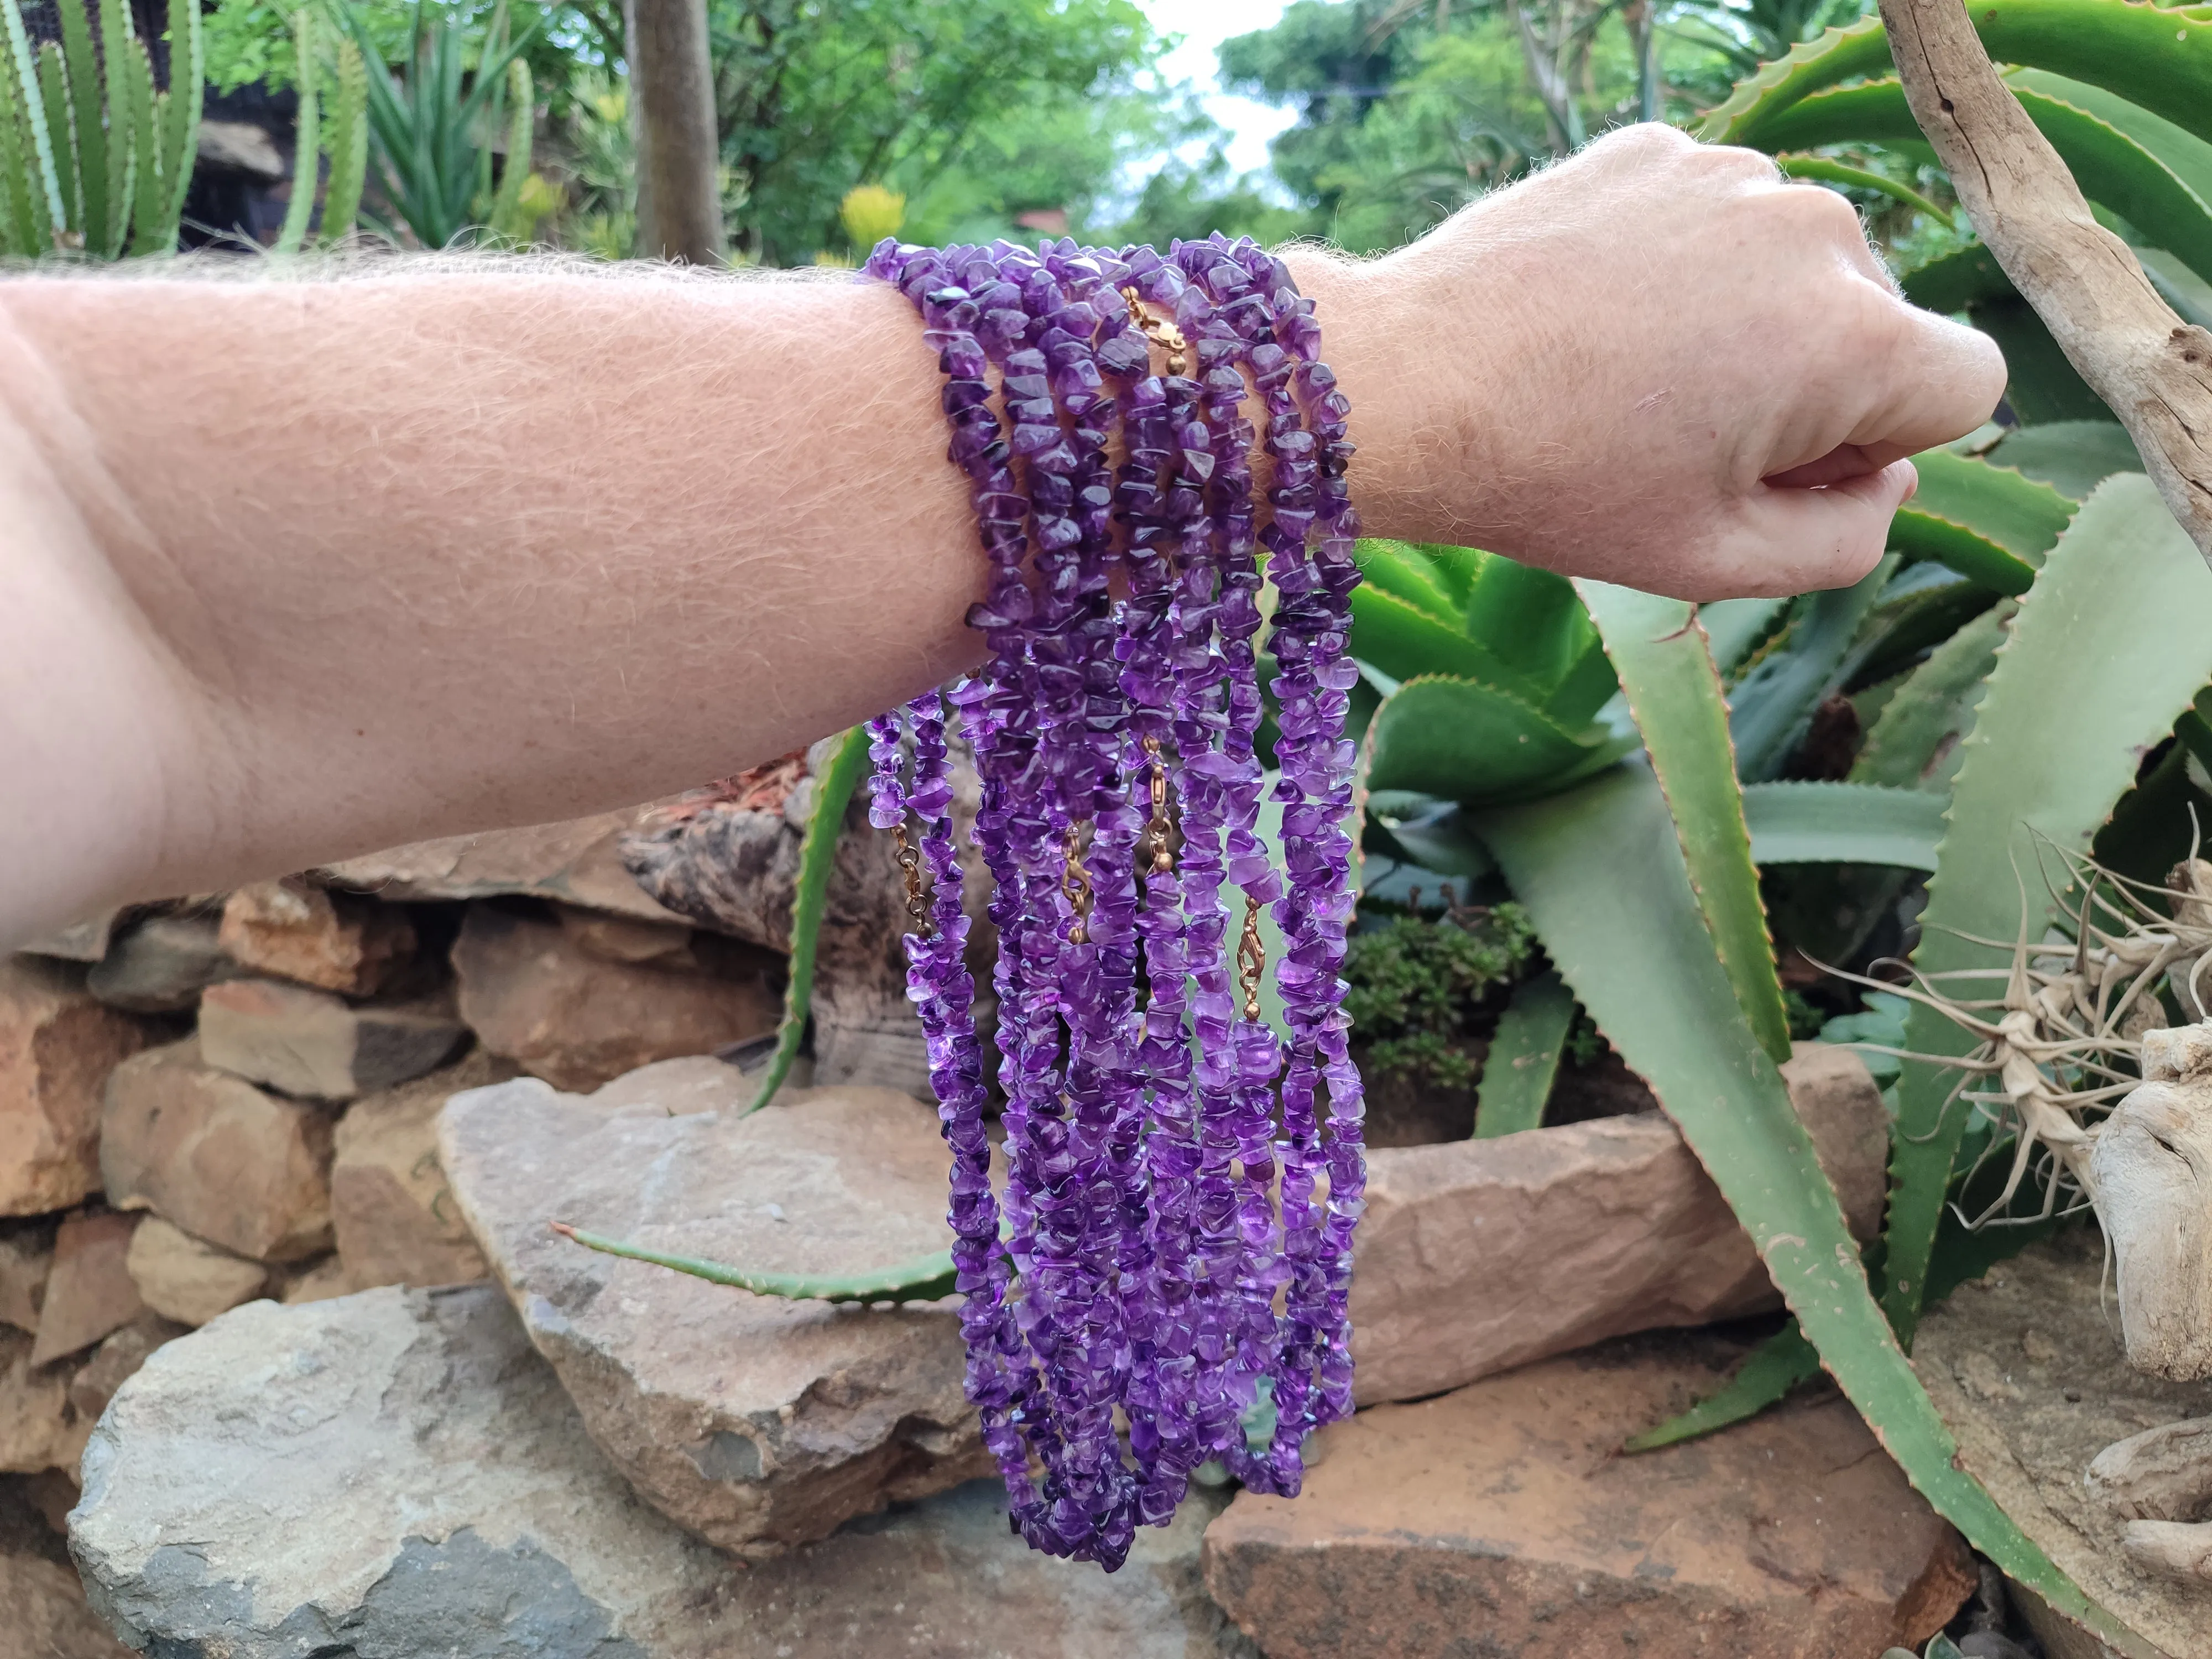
[0,126,2006,947]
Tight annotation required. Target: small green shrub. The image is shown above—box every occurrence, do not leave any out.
[1343,904,1536,1089]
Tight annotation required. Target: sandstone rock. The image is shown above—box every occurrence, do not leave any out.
[1204,1329,1974,1659]
[124,1218,268,1328]
[276,1255,356,1305]
[1916,1230,2212,1659]
[84,914,237,1013]
[0,958,155,1216]
[101,1040,335,1262]
[556,907,699,967]
[218,879,416,997]
[14,1465,81,1533]
[0,1486,131,1659]
[197,977,466,1100]
[331,1050,511,1289]
[29,1214,144,1369]
[0,1218,55,1333]
[452,904,780,1092]
[440,1065,987,1557]
[1350,1042,1888,1405]
[1,1327,79,1473]
[68,1284,1248,1659]
[17,907,123,963]
[67,1314,187,1426]
[320,806,692,924]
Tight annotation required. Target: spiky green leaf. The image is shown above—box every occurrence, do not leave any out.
[1472,969,1574,1138]
[1364,675,1633,807]
[554,1222,957,1302]
[1741,781,1948,871]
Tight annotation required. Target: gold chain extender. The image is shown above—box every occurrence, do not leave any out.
[1143,737,1175,875]
[891,824,932,935]
[1120,286,1188,375]
[1238,894,1266,1022]
[1062,823,1094,946]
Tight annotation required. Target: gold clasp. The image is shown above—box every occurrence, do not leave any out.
[1237,893,1266,1022]
[1120,285,1188,377]
[891,823,932,934]
[1142,737,1174,875]
[1062,823,1094,946]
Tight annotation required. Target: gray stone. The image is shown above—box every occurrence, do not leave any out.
[439,1065,989,1558]
[67,1285,1246,1659]
[198,978,467,1100]
[85,915,237,1014]
[319,808,693,925]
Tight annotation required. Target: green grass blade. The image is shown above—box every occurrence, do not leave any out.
[1777,153,1953,221]
[1742,781,1948,872]
[54,0,100,242]
[1881,475,2212,1345]
[1580,581,1790,1063]
[273,7,319,254]
[317,37,368,245]
[552,1222,957,1302]
[749,725,871,1114]
[1472,969,1574,1138]
[0,0,62,241]
[1470,762,2125,1642]
[1623,1318,1820,1452]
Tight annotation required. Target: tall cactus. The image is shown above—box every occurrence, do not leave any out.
[0,0,202,258]
[319,35,368,246]
[274,6,369,254]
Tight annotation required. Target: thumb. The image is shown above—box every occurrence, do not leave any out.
[1688,460,1918,599]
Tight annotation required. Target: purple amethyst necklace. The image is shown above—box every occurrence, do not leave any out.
[861,234,1367,1569]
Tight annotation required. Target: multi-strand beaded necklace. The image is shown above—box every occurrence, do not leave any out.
[859,233,1365,1571]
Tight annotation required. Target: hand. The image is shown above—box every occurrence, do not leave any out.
[1297,123,2007,599]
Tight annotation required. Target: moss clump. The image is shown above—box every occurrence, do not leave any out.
[1344,905,1537,1090]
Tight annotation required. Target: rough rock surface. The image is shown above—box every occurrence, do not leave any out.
[124,1218,268,1327]
[100,1040,335,1262]
[0,1481,131,1659]
[2,1326,81,1473]
[0,1218,55,1333]
[1350,1042,1888,1404]
[84,914,237,1013]
[29,1213,145,1369]
[320,807,692,924]
[439,1064,988,1557]
[66,1284,1251,1658]
[451,905,780,1092]
[1916,1230,2212,1659]
[198,978,466,1100]
[331,1050,510,1289]
[1204,1329,1975,1659]
[0,958,154,1216]
[218,879,416,997]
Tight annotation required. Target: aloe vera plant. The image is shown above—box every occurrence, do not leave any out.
[0,0,200,257]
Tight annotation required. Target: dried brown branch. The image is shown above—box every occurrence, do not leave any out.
[1876,0,2212,566]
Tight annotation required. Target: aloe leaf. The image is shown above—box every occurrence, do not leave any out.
[1882,476,2212,1345]
[1348,583,1548,706]
[153,0,200,247]
[1900,240,2012,313]
[1376,801,1495,883]
[0,20,37,255]
[1906,449,2075,567]
[1741,781,1947,872]
[1850,566,1997,691]
[1353,539,1460,622]
[1463,552,1597,700]
[750,724,870,1114]
[1697,596,1790,679]
[1852,600,2013,794]
[1406,540,1485,613]
[125,39,157,252]
[1728,559,1892,782]
[1472,762,2122,1639]
[35,45,74,236]
[1983,421,2142,501]
[1472,969,1574,1138]
[1777,153,1952,221]
[0,0,61,242]
[1365,675,1632,807]
[1579,581,1790,1062]
[93,0,132,256]
[552,1222,958,1302]
[274,7,320,255]
[1624,1319,1821,1453]
[1700,1,2212,153]
[53,0,99,241]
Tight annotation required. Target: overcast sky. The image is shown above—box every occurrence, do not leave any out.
[1139,0,1300,177]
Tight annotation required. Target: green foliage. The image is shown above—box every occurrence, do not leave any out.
[749,726,869,1114]
[1342,906,1536,1091]
[272,7,369,251]
[1472,968,1575,1137]
[554,1222,958,1302]
[335,0,542,249]
[0,0,200,258]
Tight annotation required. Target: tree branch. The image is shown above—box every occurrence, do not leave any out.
[1876,0,2212,567]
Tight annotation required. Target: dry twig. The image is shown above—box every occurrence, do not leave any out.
[1876,0,2212,565]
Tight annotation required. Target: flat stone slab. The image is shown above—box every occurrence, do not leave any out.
[69,1284,1250,1658]
[439,1064,989,1558]
[1203,1329,1975,1659]
[1915,1230,2212,1659]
